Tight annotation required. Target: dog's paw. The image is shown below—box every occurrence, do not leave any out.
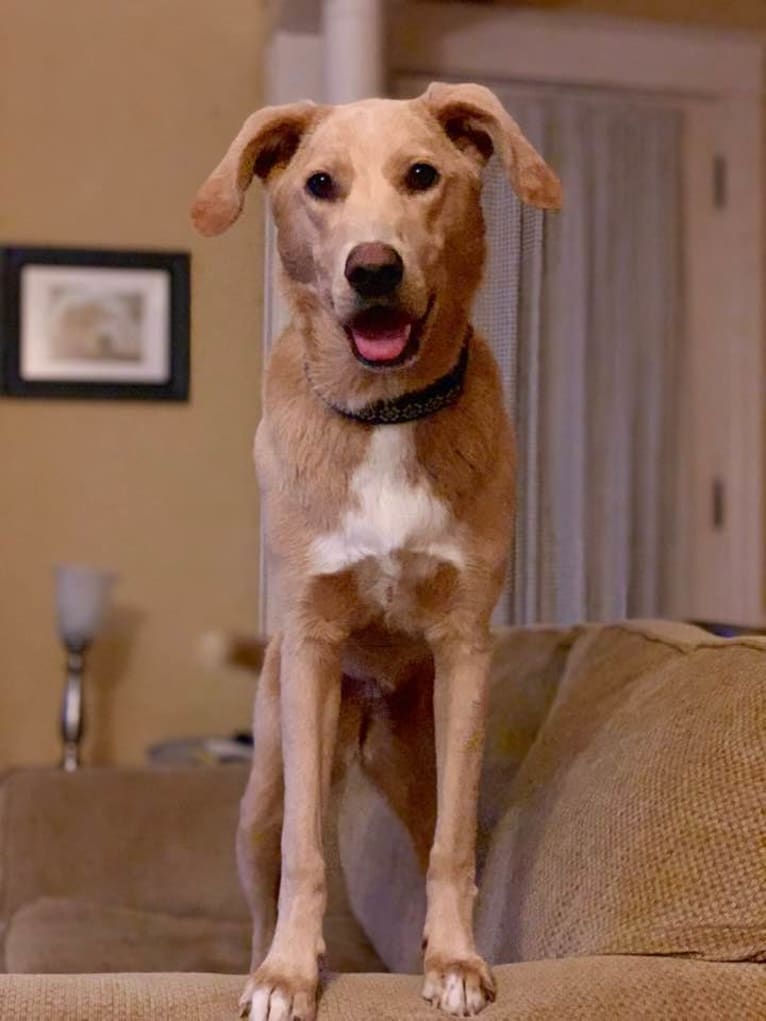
[238,970,317,1021]
[422,956,496,1016]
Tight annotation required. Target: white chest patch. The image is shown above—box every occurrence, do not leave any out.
[308,427,463,576]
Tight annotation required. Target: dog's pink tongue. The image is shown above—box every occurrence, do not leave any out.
[351,318,412,363]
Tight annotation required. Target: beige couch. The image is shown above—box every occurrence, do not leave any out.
[1,620,764,1019]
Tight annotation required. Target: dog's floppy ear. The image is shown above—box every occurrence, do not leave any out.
[191,101,324,236]
[421,82,562,210]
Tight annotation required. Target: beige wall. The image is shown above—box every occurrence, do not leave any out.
[0,1,267,766]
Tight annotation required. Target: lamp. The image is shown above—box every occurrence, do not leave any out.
[54,564,116,771]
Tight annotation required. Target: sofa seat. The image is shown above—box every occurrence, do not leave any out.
[2,956,766,1020]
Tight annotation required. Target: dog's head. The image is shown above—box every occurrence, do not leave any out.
[192,83,561,375]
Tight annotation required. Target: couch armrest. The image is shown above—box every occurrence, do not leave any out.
[0,766,250,946]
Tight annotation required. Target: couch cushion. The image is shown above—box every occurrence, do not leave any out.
[478,620,766,964]
[0,957,764,1020]
[0,766,250,927]
[5,897,251,974]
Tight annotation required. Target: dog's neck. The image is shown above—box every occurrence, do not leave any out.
[307,332,471,425]
[295,298,474,423]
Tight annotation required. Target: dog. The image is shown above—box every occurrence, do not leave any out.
[192,82,561,1021]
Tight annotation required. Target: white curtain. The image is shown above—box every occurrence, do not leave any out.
[398,77,684,626]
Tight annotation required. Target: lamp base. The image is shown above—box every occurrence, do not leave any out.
[61,741,80,772]
[60,647,86,771]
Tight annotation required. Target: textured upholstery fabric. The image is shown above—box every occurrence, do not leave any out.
[0,766,383,975]
[0,766,250,927]
[4,898,251,975]
[1,957,765,1020]
[478,621,766,964]
[339,621,766,975]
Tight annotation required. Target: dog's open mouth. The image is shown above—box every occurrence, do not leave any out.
[346,301,431,369]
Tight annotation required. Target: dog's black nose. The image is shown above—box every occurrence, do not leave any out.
[345,243,404,298]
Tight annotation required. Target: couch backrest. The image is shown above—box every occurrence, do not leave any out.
[0,762,384,974]
[477,620,766,965]
[339,620,766,973]
[0,765,251,941]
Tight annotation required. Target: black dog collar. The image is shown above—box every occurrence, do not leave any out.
[309,334,471,426]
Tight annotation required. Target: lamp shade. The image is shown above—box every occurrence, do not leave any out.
[55,564,116,649]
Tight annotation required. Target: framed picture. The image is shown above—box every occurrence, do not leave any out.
[0,246,190,400]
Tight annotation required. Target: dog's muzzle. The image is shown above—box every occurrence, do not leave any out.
[342,243,428,368]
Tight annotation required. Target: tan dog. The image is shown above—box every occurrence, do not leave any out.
[192,82,561,1021]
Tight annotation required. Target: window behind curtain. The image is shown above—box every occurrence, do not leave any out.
[397,76,684,626]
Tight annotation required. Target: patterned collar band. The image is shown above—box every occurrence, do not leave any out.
[310,334,471,426]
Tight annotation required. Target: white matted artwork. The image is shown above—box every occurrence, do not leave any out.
[21,265,169,383]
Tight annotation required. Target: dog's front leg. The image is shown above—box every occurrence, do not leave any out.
[238,635,284,970]
[240,630,342,1021]
[422,635,496,1017]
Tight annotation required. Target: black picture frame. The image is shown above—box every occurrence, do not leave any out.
[0,245,190,400]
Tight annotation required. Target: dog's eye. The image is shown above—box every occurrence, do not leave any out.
[305,172,336,200]
[405,162,440,192]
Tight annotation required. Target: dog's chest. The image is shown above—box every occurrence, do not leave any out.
[308,428,463,599]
